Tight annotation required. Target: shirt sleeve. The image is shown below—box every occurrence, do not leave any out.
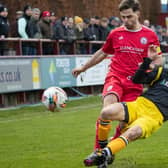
[18,18,29,39]
[150,31,162,56]
[101,32,114,55]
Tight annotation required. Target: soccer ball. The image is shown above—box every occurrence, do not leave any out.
[42,86,68,112]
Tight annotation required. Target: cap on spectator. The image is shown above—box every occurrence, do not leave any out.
[114,17,121,22]
[94,16,100,20]
[23,5,31,13]
[16,10,23,15]
[42,11,50,17]
[50,12,55,16]
[83,18,90,24]
[32,8,40,13]
[101,17,109,23]
[74,16,83,24]
[0,6,8,13]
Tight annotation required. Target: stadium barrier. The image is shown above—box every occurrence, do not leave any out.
[0,38,104,55]
[0,54,110,107]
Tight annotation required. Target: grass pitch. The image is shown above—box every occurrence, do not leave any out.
[0,96,168,168]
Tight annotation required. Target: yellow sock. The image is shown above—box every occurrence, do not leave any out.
[98,119,111,141]
[107,136,129,154]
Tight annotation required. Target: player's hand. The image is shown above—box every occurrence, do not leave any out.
[148,45,158,60]
[72,67,85,78]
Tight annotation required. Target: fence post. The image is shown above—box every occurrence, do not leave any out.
[53,40,59,55]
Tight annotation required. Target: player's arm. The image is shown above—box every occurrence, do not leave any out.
[133,45,163,84]
[150,30,163,66]
[132,57,161,84]
[72,49,108,77]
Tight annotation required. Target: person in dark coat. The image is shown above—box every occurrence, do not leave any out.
[88,17,101,53]
[53,16,70,54]
[99,17,110,41]
[27,8,41,55]
[0,6,10,55]
[39,11,53,55]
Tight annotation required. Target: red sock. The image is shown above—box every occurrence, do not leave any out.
[110,125,121,141]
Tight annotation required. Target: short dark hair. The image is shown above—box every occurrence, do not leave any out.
[61,16,68,22]
[119,0,141,12]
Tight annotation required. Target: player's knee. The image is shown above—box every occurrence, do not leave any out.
[100,107,109,120]
[127,126,142,141]
[100,106,113,120]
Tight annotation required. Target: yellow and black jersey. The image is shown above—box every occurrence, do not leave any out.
[132,57,168,121]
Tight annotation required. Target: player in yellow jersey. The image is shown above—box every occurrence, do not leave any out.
[84,45,167,167]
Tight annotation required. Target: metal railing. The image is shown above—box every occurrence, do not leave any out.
[1,37,168,56]
[0,38,105,56]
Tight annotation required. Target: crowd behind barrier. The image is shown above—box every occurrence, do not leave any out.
[1,3,168,56]
[0,4,122,56]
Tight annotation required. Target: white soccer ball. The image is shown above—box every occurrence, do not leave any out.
[42,86,68,112]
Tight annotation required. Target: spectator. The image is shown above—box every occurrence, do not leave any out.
[83,18,94,41]
[53,16,70,54]
[67,17,76,42]
[10,10,23,37]
[16,10,23,19]
[74,16,84,40]
[27,8,41,55]
[50,11,57,26]
[155,25,163,42]
[94,16,100,26]
[82,18,92,54]
[88,17,100,41]
[88,17,100,53]
[18,5,32,55]
[0,6,9,55]
[64,17,77,54]
[53,16,68,40]
[39,11,53,54]
[108,16,121,31]
[99,17,110,41]
[27,8,41,38]
[74,16,84,54]
[39,11,52,39]
[143,19,150,28]
[160,28,168,53]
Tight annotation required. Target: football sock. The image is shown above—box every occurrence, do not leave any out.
[94,119,100,149]
[98,119,111,148]
[107,136,129,154]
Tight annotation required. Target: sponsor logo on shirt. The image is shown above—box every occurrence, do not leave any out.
[118,36,124,40]
[120,46,144,54]
[140,37,148,44]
